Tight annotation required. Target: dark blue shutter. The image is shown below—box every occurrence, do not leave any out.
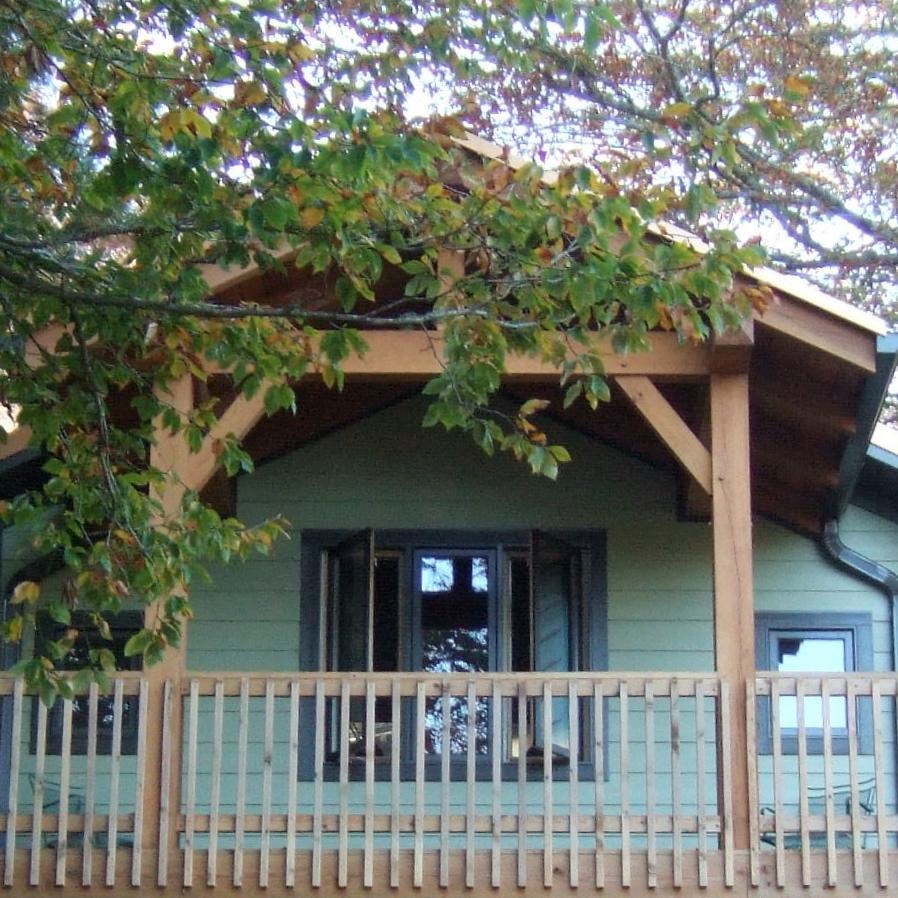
[531,531,580,753]
[333,529,374,671]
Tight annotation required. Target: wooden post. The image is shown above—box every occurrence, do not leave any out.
[143,373,193,886]
[710,372,755,852]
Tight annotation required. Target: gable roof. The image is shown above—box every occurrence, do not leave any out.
[2,137,895,536]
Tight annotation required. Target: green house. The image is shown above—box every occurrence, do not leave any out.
[2,249,898,897]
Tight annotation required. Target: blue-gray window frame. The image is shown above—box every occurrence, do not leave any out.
[755,612,874,755]
[297,529,608,781]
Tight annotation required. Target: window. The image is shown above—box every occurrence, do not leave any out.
[301,529,606,776]
[31,611,143,755]
[755,613,873,754]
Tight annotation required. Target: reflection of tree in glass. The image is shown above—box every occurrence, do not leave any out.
[423,626,490,754]
[423,626,488,673]
[420,557,455,593]
[471,558,488,592]
[420,555,489,594]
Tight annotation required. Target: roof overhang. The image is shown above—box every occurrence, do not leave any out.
[3,134,895,536]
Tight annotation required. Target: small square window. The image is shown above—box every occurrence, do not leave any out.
[756,613,873,755]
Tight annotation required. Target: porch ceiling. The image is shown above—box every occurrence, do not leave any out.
[203,228,876,534]
[203,255,873,537]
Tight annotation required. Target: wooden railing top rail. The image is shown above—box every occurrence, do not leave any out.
[5,670,896,699]
[177,671,724,698]
[754,673,898,696]
[0,672,145,696]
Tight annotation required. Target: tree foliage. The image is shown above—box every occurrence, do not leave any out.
[0,0,891,690]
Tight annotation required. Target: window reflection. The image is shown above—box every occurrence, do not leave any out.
[775,634,849,731]
[419,554,491,754]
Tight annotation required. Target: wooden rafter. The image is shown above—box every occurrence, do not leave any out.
[615,375,712,495]
[756,295,877,373]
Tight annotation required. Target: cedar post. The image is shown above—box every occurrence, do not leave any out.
[142,373,193,885]
[710,371,755,852]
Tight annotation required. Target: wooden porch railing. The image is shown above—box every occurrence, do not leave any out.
[173,673,730,892]
[750,674,898,892]
[0,671,729,892]
[0,671,896,895]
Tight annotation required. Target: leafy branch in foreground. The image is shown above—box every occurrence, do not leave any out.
[3,0,877,692]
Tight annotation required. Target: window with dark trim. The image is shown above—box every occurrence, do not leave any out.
[31,611,143,756]
[755,612,874,755]
[299,529,608,780]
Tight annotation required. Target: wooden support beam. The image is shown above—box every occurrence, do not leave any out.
[757,296,877,373]
[616,375,712,495]
[150,375,194,512]
[711,317,753,374]
[339,330,712,381]
[710,373,755,853]
[143,374,194,875]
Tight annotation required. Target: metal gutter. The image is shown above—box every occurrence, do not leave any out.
[829,334,898,521]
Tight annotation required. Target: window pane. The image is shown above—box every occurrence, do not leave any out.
[777,638,846,673]
[418,553,491,755]
[776,634,848,731]
[420,555,489,673]
[471,557,488,593]
[420,556,455,593]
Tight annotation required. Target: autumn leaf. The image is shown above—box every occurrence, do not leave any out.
[11,580,40,605]
[233,80,268,108]
[783,74,812,101]
[301,206,325,229]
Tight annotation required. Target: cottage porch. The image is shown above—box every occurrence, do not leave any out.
[2,670,897,897]
[2,213,896,898]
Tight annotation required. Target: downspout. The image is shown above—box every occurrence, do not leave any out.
[822,521,898,667]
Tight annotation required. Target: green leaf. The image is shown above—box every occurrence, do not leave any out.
[260,196,298,229]
[124,630,153,658]
[401,259,431,275]
[563,380,583,408]
[548,444,571,463]
[375,243,403,265]
[46,599,71,625]
[335,275,358,311]
[263,383,296,415]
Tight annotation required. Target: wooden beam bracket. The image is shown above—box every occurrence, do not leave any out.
[615,375,712,495]
[181,388,271,494]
